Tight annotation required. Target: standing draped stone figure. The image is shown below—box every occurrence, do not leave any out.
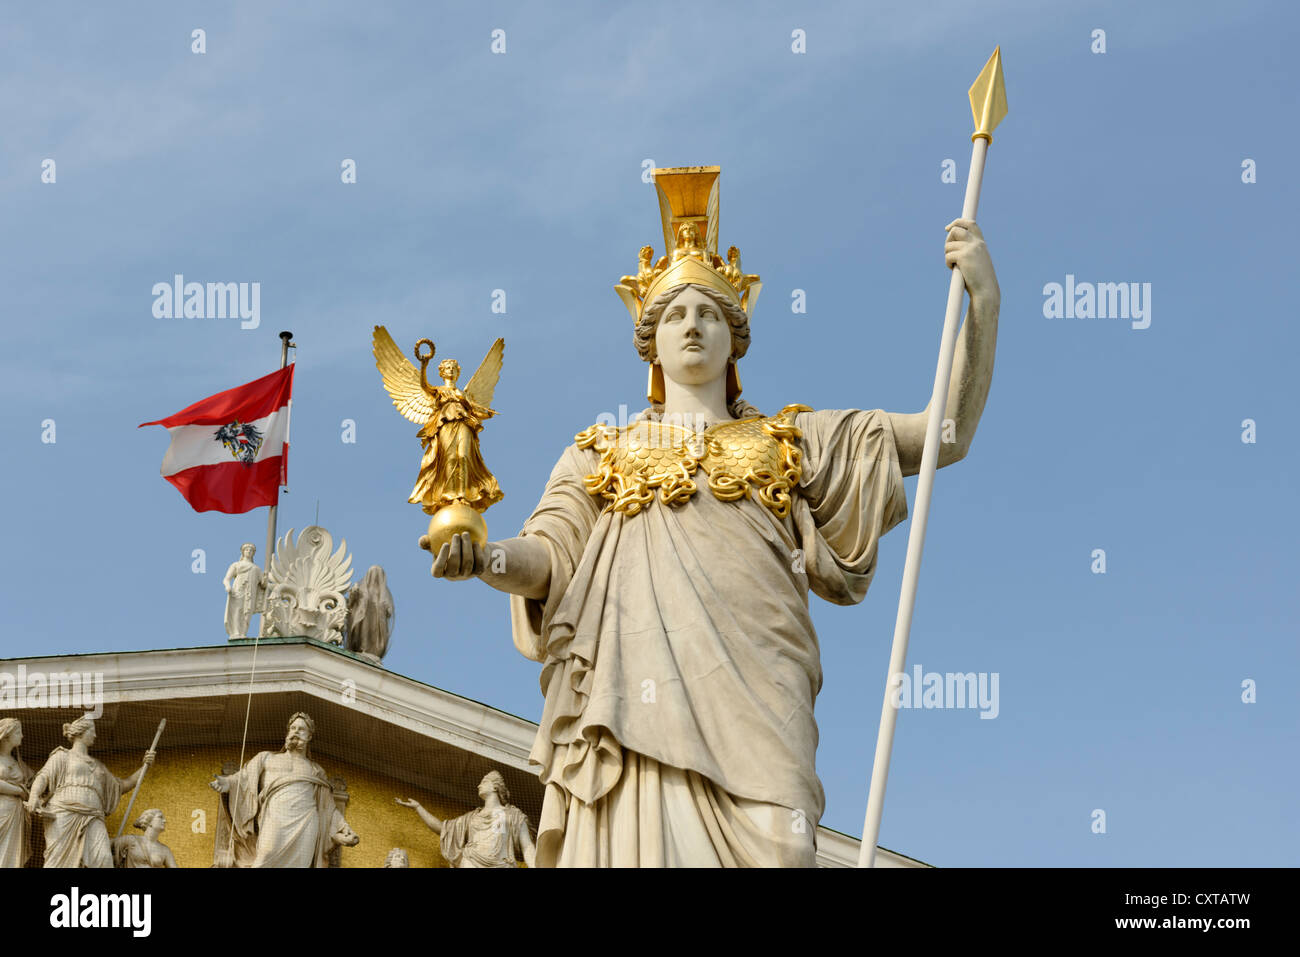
[223,543,265,640]
[345,565,395,664]
[426,167,999,866]
[0,719,33,868]
[210,712,359,867]
[25,716,155,868]
[509,400,908,866]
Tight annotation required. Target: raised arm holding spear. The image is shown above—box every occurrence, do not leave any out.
[860,47,1008,867]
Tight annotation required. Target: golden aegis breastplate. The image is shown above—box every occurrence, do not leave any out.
[574,404,812,519]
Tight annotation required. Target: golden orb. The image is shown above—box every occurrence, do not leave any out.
[424,503,487,556]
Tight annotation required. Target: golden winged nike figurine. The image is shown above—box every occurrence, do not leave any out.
[372,326,504,557]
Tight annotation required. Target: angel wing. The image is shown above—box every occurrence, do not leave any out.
[463,337,505,409]
[373,325,437,425]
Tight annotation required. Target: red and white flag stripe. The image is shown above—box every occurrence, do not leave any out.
[139,365,293,514]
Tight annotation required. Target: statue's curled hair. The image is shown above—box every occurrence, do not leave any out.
[481,770,510,804]
[134,808,164,831]
[62,715,95,742]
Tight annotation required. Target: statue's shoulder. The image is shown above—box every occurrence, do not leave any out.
[757,403,813,426]
[783,408,896,466]
[783,405,889,429]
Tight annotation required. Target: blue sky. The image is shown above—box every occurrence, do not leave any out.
[2,0,1296,866]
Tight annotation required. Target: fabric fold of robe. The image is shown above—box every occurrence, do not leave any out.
[35,748,125,868]
[438,805,532,867]
[0,756,32,868]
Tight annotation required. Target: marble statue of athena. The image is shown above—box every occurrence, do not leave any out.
[430,167,999,866]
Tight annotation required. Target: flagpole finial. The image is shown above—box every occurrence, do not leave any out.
[968,46,1008,144]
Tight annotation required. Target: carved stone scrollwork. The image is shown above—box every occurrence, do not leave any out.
[263,527,353,644]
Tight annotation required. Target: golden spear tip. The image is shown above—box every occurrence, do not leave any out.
[968,46,1008,144]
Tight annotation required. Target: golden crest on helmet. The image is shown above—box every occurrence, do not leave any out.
[615,167,761,323]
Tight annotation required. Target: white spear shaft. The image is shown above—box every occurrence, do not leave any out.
[115,718,167,840]
[858,48,1006,868]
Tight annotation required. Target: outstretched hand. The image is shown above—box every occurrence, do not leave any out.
[423,532,488,581]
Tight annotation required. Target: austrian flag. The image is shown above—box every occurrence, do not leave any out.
[139,365,293,513]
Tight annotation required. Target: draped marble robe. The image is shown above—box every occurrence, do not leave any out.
[510,407,907,867]
[0,754,32,868]
[219,750,348,868]
[33,748,126,868]
[438,804,532,868]
[113,833,177,868]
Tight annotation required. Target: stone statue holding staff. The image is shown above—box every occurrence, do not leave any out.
[423,166,999,867]
[25,715,156,868]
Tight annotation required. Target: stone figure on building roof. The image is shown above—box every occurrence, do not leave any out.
[223,542,265,640]
[345,565,395,664]
[262,527,353,644]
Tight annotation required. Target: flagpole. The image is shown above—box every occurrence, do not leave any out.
[259,330,294,634]
[858,48,1006,867]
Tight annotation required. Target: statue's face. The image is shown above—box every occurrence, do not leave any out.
[655,287,731,388]
[478,773,503,800]
[241,545,255,560]
[77,723,96,747]
[285,719,312,751]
